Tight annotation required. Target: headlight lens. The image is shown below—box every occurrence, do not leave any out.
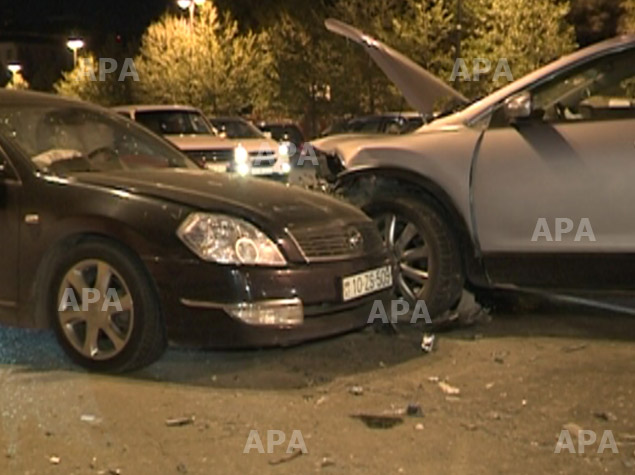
[278,143,289,158]
[234,144,249,164]
[177,213,286,266]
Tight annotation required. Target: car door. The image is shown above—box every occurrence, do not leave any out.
[0,150,20,316]
[472,46,635,288]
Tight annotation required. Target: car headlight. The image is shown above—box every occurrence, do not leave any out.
[234,144,249,164]
[177,213,286,266]
[278,143,289,158]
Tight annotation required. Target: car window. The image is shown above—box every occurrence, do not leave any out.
[135,110,214,136]
[0,104,198,176]
[211,119,264,139]
[348,118,382,133]
[531,48,635,123]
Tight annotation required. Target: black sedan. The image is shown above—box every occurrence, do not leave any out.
[0,91,393,372]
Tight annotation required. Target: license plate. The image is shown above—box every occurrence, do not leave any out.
[206,163,228,173]
[342,265,393,302]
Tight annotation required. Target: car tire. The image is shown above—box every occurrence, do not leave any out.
[342,182,464,319]
[47,237,167,372]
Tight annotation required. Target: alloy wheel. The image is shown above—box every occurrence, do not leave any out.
[374,213,430,304]
[57,259,134,360]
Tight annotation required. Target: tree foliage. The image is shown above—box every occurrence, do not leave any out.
[460,0,576,96]
[133,3,275,115]
[619,0,635,33]
[54,55,133,106]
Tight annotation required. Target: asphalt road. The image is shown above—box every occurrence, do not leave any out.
[0,302,634,474]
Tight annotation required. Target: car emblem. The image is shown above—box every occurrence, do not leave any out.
[347,227,363,250]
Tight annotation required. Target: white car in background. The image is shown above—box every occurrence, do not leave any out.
[209,116,291,176]
[113,105,289,177]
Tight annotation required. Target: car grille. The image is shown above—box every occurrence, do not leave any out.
[250,150,276,168]
[290,222,385,261]
[185,149,234,164]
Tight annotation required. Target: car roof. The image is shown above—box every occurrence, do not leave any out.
[209,116,250,122]
[112,104,201,113]
[0,89,102,109]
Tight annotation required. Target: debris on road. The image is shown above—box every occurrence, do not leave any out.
[421,334,435,353]
[406,403,423,417]
[319,457,336,468]
[176,462,188,473]
[351,413,404,429]
[562,343,588,353]
[562,423,583,438]
[438,381,461,396]
[348,385,364,396]
[268,448,304,465]
[427,376,440,383]
[594,411,617,422]
[80,414,101,425]
[165,416,195,427]
[414,423,424,431]
[49,455,61,465]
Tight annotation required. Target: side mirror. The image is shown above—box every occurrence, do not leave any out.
[504,91,534,121]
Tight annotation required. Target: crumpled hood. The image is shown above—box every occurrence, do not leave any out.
[70,168,367,232]
[310,123,463,167]
[325,19,468,115]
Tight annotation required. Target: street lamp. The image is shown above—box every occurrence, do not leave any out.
[177,0,205,29]
[7,63,21,75]
[66,38,85,68]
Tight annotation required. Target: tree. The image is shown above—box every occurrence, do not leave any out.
[5,70,29,90]
[619,0,635,33]
[54,54,135,106]
[568,0,623,45]
[133,2,275,116]
[460,0,577,97]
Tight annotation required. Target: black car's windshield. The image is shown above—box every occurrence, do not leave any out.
[0,104,198,175]
[135,110,214,136]
[211,118,264,139]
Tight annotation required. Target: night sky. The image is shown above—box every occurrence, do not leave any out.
[1,0,174,46]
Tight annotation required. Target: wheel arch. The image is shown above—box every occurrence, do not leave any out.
[28,229,161,330]
[336,166,489,288]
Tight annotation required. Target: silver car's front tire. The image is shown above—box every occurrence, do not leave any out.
[343,184,465,319]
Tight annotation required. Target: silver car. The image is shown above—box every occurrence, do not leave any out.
[311,19,635,318]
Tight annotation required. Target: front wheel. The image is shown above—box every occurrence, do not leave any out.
[344,186,465,319]
[48,238,167,372]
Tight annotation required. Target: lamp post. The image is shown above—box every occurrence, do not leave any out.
[177,0,205,29]
[67,38,85,68]
[7,63,21,87]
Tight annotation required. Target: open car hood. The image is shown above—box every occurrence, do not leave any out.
[325,19,468,115]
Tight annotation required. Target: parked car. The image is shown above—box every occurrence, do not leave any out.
[113,105,233,173]
[0,90,393,372]
[209,116,291,175]
[257,121,305,165]
[114,106,290,177]
[310,19,635,319]
[320,112,424,137]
